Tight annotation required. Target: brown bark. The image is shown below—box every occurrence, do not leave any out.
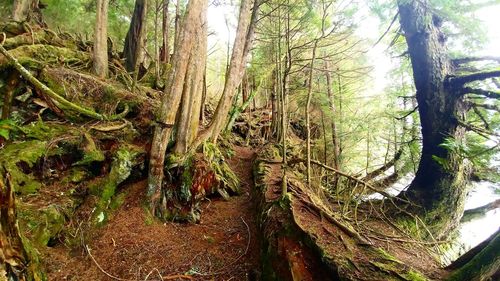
[173,6,207,154]
[1,72,19,120]
[93,0,109,78]
[160,0,171,63]
[123,0,148,73]
[194,0,258,145]
[12,0,44,25]
[147,0,207,217]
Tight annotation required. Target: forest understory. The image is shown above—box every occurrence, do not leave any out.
[1,0,500,279]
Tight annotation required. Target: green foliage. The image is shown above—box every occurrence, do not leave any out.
[0,118,18,140]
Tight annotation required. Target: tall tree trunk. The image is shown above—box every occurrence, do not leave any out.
[397,0,469,238]
[93,0,109,78]
[324,60,340,171]
[123,0,148,73]
[193,0,258,145]
[160,0,171,64]
[305,40,318,187]
[148,0,207,218]
[173,8,207,154]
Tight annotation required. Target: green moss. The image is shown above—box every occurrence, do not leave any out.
[91,144,143,225]
[74,133,105,165]
[403,270,428,281]
[0,140,47,194]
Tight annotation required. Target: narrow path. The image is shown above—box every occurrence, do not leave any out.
[46,146,260,281]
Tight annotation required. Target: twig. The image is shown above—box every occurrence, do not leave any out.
[85,245,131,281]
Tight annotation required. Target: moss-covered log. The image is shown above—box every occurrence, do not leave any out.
[446,229,500,281]
[254,144,441,281]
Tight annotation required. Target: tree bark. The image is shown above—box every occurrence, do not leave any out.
[93,0,109,78]
[324,60,341,172]
[160,0,171,64]
[397,0,470,239]
[194,0,258,145]
[123,0,148,73]
[173,6,207,154]
[12,0,45,27]
[147,0,207,218]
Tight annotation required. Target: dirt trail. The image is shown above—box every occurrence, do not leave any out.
[45,146,261,281]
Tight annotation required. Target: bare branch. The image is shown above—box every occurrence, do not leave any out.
[461,87,500,99]
[452,56,500,66]
[449,70,500,86]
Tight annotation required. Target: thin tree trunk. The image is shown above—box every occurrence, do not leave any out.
[305,40,318,187]
[123,0,148,73]
[148,0,206,217]
[324,60,340,171]
[160,0,171,63]
[93,0,109,78]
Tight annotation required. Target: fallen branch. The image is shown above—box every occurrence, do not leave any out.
[461,199,500,223]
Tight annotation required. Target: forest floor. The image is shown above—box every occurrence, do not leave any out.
[43,146,261,281]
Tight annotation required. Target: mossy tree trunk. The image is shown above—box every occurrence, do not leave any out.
[93,0,109,78]
[147,0,207,219]
[446,228,500,281]
[396,0,500,238]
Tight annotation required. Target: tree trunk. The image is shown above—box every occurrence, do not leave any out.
[194,0,258,145]
[160,0,171,64]
[305,40,318,187]
[12,0,45,26]
[324,60,340,171]
[93,0,109,78]
[173,7,207,154]
[123,0,148,73]
[147,0,207,218]
[396,0,470,239]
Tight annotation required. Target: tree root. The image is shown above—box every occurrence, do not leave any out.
[0,43,126,121]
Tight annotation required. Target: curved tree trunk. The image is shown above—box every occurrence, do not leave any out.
[123,0,148,73]
[396,0,470,239]
[93,0,109,78]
